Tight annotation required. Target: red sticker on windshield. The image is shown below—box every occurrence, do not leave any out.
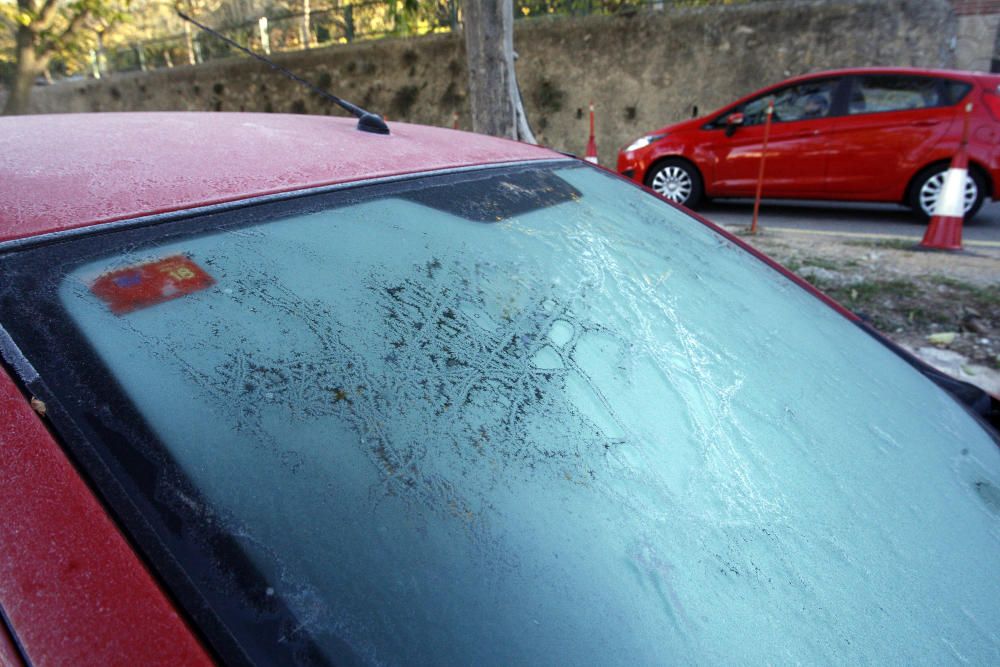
[90,255,215,315]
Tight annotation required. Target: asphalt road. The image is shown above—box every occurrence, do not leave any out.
[696,198,1000,245]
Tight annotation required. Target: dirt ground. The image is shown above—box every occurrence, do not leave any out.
[728,226,1000,392]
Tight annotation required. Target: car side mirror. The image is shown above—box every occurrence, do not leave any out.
[724,112,744,137]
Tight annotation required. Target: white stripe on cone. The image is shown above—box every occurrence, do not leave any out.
[584,156,598,164]
[935,168,967,218]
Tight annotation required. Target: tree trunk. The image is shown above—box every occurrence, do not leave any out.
[2,25,41,115]
[463,0,535,142]
[510,50,535,144]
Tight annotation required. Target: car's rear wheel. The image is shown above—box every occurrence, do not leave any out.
[645,158,704,209]
[908,165,985,222]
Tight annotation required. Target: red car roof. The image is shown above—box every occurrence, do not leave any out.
[778,66,982,82]
[0,112,561,242]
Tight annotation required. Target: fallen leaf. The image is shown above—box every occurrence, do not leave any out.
[927,332,958,347]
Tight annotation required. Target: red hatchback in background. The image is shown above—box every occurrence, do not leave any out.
[617,67,1000,219]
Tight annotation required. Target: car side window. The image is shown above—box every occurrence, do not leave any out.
[735,79,839,126]
[848,75,951,114]
[944,80,973,105]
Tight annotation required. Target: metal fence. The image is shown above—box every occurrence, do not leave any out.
[92,0,762,78]
[101,0,455,75]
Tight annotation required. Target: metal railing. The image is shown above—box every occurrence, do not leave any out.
[81,0,764,78]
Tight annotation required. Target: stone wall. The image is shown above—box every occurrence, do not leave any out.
[25,0,957,158]
[953,0,1000,72]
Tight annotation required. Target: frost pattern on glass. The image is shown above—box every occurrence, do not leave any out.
[172,257,636,572]
[58,166,1000,666]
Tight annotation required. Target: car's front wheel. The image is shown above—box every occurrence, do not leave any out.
[645,158,704,209]
[908,165,986,221]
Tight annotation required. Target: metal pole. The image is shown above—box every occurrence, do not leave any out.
[96,31,107,76]
[259,16,271,55]
[89,49,101,79]
[961,101,973,146]
[184,21,196,65]
[750,100,774,235]
[303,0,312,48]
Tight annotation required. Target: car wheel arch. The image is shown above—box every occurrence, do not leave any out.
[905,159,989,221]
[643,154,705,188]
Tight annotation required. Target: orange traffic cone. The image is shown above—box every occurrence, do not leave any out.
[920,103,974,251]
[585,102,598,164]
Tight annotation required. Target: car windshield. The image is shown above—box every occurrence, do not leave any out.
[1,161,998,665]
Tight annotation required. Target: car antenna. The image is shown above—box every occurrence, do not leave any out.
[176,11,389,135]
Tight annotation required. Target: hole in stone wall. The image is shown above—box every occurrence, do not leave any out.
[532,78,565,114]
[391,85,420,117]
[440,81,462,109]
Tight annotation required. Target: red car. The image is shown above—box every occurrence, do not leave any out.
[617,67,1000,219]
[1,112,999,666]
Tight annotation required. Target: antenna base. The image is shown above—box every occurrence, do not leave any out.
[358,113,390,135]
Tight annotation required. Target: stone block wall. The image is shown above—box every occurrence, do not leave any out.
[25,0,957,158]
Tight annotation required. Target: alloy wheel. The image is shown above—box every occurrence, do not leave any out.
[918,171,978,218]
[650,166,693,204]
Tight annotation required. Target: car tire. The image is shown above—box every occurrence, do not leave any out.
[907,164,986,222]
[645,158,704,210]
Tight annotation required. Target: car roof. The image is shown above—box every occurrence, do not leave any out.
[777,66,982,86]
[0,112,562,243]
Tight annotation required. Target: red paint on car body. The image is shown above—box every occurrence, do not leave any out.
[0,369,215,666]
[0,620,23,667]
[0,112,560,242]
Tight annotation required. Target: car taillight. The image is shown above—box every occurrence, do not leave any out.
[982,87,1000,122]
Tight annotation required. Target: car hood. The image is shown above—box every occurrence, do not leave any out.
[651,115,709,137]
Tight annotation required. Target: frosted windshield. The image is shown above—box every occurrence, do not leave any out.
[58,165,999,664]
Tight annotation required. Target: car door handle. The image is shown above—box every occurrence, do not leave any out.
[788,130,821,138]
[911,120,941,127]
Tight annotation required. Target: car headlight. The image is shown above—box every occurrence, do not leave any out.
[624,134,666,152]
